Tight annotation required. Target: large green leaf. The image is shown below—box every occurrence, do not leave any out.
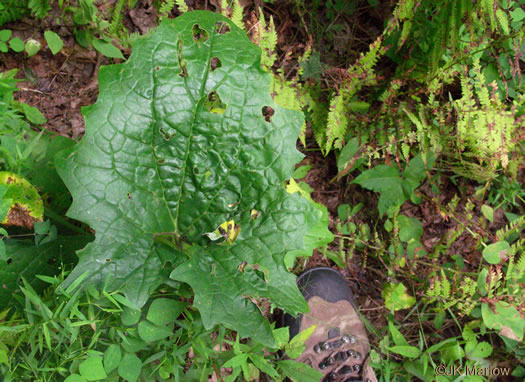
[56,11,322,345]
[352,165,405,216]
[0,236,91,307]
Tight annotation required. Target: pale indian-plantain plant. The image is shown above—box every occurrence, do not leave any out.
[54,11,332,348]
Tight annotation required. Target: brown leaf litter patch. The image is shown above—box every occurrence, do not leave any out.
[0,0,162,139]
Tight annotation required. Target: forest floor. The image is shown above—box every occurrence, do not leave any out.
[0,0,521,367]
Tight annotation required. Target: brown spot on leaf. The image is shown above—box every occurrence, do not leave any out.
[499,326,520,341]
[262,106,274,122]
[3,203,41,229]
[210,57,221,71]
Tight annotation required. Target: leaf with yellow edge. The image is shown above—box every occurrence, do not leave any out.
[382,282,416,312]
[0,172,43,229]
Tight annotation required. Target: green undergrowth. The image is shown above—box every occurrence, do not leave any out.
[0,1,524,381]
[0,269,323,381]
[279,0,524,380]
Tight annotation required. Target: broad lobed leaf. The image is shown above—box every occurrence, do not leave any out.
[56,11,325,345]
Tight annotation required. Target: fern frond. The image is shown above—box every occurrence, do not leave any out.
[325,93,349,153]
[351,36,384,77]
[429,20,446,75]
[455,60,518,173]
[159,0,175,18]
[108,0,125,35]
[321,36,384,154]
[121,31,141,46]
[270,75,309,146]
[480,0,497,32]
[231,0,244,30]
[256,10,277,70]
[487,268,502,298]
[447,1,458,53]
[221,0,228,16]
[399,20,412,47]
[473,60,491,109]
[496,215,524,241]
[495,8,509,34]
[397,0,415,21]
[310,98,330,150]
[440,269,451,299]
[426,277,441,299]
[297,43,312,77]
[175,0,188,13]
[457,277,476,315]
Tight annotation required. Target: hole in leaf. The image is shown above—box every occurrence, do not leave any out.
[238,261,248,272]
[254,268,268,283]
[179,62,187,77]
[203,91,226,114]
[262,106,274,122]
[192,24,209,43]
[215,21,230,34]
[177,39,188,77]
[250,209,261,220]
[6,258,12,265]
[216,220,240,244]
[210,57,222,71]
[159,127,173,141]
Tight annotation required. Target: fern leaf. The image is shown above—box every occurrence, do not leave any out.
[440,269,451,299]
[398,0,414,20]
[159,0,175,18]
[221,0,228,16]
[175,0,188,13]
[516,253,525,272]
[495,8,509,34]
[399,20,412,48]
[108,0,125,35]
[256,11,277,70]
[231,0,244,30]
[448,0,458,53]
[480,0,497,32]
[325,93,349,153]
[310,99,329,150]
[430,14,446,75]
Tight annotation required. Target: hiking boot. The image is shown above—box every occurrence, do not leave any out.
[283,267,377,382]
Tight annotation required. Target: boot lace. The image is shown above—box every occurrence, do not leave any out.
[312,332,372,382]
